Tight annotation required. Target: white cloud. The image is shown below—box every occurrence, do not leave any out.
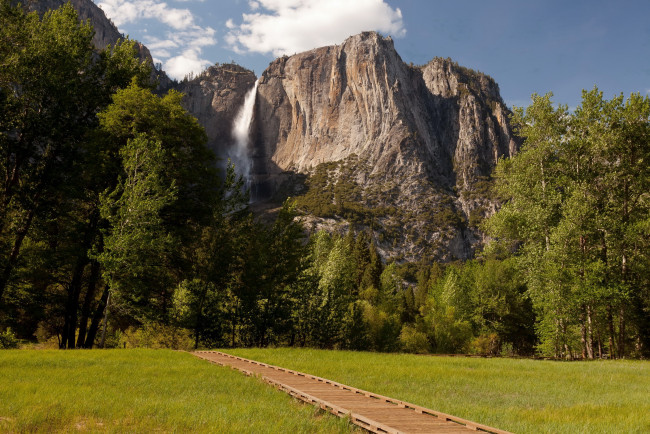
[98,0,193,30]
[146,38,179,51]
[97,0,217,80]
[226,0,406,56]
[165,49,212,80]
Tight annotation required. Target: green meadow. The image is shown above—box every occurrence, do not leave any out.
[0,350,353,433]
[1,349,648,433]
[228,348,650,434]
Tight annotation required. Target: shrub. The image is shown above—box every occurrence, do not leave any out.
[0,328,19,349]
[120,322,193,350]
[399,325,430,353]
[468,333,500,356]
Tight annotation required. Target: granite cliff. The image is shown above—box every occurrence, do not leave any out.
[249,32,517,260]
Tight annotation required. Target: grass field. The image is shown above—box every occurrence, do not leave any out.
[227,348,650,433]
[0,349,354,433]
[2,349,647,433]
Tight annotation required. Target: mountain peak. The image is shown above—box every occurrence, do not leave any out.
[344,30,394,46]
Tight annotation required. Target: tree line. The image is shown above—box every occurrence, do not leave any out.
[485,90,649,358]
[1,2,648,358]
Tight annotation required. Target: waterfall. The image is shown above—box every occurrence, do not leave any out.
[230,79,259,187]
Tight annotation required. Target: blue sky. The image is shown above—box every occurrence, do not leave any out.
[96,0,650,109]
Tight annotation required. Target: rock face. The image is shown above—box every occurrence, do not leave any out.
[251,32,517,260]
[254,32,516,182]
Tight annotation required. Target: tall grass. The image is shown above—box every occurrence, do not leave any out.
[0,350,354,433]
[228,348,650,433]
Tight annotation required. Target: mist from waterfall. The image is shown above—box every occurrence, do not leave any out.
[229,79,259,188]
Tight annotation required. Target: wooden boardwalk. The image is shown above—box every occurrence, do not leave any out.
[193,351,510,434]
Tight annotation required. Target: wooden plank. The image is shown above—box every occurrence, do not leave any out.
[194,351,511,434]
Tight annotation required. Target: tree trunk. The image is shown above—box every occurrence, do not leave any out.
[83,285,109,348]
[0,204,37,301]
[618,306,626,358]
[100,291,111,348]
[597,328,603,359]
[554,318,561,359]
[560,319,574,360]
[580,308,588,359]
[231,306,237,347]
[0,135,26,231]
[618,180,629,359]
[586,305,594,359]
[77,260,100,348]
[61,212,98,349]
[61,256,88,349]
[194,312,202,350]
[607,303,616,359]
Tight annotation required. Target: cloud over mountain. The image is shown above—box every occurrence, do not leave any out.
[225,0,406,56]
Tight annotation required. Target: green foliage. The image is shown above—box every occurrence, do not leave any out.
[94,80,232,335]
[399,324,430,353]
[0,327,18,349]
[467,333,500,356]
[420,299,473,353]
[295,158,380,225]
[341,301,371,350]
[99,134,179,321]
[99,81,216,229]
[295,158,402,228]
[0,0,152,348]
[120,322,193,350]
[294,162,339,217]
[171,278,232,347]
[285,229,392,350]
[319,237,356,298]
[253,225,536,355]
[418,258,535,355]
[487,89,650,358]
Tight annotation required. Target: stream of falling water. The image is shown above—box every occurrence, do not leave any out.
[230,79,259,192]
